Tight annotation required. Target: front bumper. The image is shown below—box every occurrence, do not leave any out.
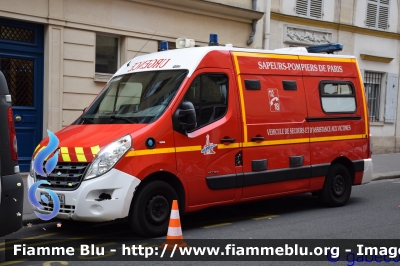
[27,168,141,222]
[361,158,373,184]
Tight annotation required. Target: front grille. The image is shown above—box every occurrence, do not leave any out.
[36,162,89,190]
[41,202,75,214]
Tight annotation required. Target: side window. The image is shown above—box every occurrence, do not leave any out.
[320,81,356,113]
[184,74,228,130]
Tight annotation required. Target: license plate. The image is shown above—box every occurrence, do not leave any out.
[40,192,64,204]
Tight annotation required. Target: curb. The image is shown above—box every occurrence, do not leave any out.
[372,172,400,181]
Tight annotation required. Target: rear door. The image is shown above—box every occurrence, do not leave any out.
[299,56,366,166]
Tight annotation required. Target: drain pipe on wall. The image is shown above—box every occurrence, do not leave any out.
[263,0,271,49]
[247,0,257,45]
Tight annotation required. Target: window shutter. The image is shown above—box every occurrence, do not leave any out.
[366,1,378,28]
[384,73,398,123]
[310,0,323,19]
[295,0,308,16]
[366,0,389,30]
[378,3,389,29]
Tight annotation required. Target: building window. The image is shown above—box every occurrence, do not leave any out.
[0,25,35,43]
[366,0,389,30]
[295,0,323,19]
[364,72,382,122]
[95,35,119,75]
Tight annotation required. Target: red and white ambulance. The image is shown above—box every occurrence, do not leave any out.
[28,36,373,237]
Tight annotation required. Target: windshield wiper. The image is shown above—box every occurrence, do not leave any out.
[109,115,135,123]
[81,116,95,124]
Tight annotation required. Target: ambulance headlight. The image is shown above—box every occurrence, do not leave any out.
[84,135,132,180]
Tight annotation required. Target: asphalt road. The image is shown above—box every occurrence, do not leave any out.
[1,178,399,266]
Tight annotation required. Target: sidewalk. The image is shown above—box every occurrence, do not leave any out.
[20,153,400,222]
[371,153,400,180]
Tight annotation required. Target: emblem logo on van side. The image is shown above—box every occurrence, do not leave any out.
[201,134,217,155]
[268,89,280,112]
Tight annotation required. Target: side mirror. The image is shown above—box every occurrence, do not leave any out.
[173,101,196,135]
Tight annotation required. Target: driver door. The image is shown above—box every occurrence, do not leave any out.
[173,69,242,207]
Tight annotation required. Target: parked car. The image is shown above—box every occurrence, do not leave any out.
[0,70,23,237]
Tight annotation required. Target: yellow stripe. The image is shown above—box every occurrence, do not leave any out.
[34,146,46,159]
[243,138,309,147]
[217,143,241,149]
[203,222,231,229]
[353,58,369,136]
[233,54,248,142]
[124,134,365,156]
[60,147,71,162]
[34,144,40,152]
[252,214,278,221]
[75,147,87,162]
[298,55,354,62]
[126,148,176,157]
[243,135,364,147]
[232,52,299,60]
[310,134,366,142]
[176,146,202,152]
[91,145,101,156]
[61,153,71,162]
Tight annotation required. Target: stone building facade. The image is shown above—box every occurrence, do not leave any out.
[0,0,262,170]
[264,0,400,154]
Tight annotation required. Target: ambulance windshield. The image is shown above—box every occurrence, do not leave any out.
[77,70,188,124]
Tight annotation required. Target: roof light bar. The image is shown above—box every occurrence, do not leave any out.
[209,33,219,46]
[160,41,168,51]
[306,43,343,54]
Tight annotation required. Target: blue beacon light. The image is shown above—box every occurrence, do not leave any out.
[160,41,168,51]
[209,33,219,46]
[306,43,343,54]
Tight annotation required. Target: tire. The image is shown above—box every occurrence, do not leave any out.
[319,164,352,207]
[128,181,178,237]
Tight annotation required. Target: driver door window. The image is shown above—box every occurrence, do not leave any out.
[184,74,228,130]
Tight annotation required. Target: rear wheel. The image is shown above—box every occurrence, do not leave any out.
[319,164,352,207]
[128,181,178,237]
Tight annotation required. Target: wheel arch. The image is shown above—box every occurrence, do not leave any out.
[134,171,186,212]
[331,156,355,184]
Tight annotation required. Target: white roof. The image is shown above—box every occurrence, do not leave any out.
[113,46,356,79]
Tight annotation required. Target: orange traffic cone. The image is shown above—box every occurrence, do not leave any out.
[161,200,188,250]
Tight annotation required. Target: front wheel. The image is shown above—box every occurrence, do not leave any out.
[128,181,178,237]
[319,164,352,207]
